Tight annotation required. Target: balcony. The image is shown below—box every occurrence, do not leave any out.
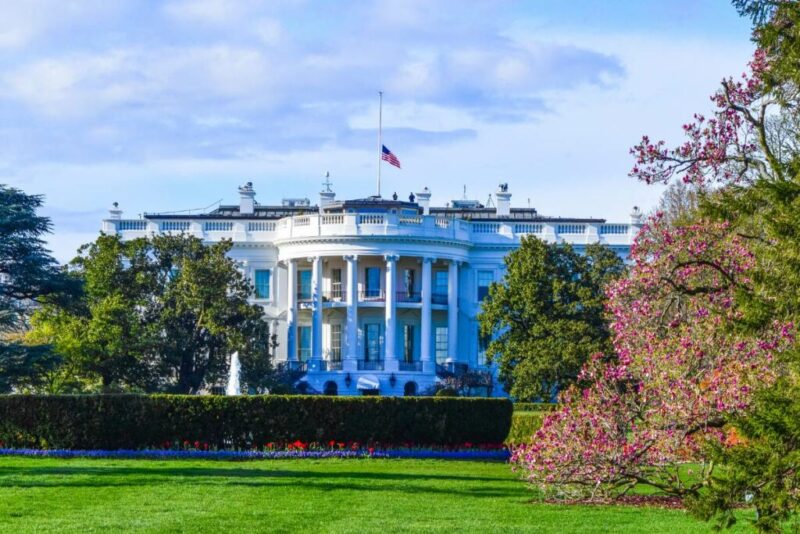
[322,288,345,302]
[396,291,421,303]
[399,361,423,372]
[357,360,385,371]
[109,212,638,249]
[359,289,384,302]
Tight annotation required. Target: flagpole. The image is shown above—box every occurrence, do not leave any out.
[377,90,383,198]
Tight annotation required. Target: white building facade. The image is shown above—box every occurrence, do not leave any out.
[103,182,642,396]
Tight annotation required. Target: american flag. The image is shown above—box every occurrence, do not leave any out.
[381,145,401,169]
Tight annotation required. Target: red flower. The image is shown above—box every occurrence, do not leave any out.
[328,440,336,448]
[367,447,375,455]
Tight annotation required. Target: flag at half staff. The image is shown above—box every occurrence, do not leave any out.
[381,145,401,169]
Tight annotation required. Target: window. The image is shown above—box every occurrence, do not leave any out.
[403,269,415,297]
[433,270,448,304]
[298,326,311,361]
[330,268,342,300]
[477,270,493,301]
[298,270,312,300]
[477,326,490,366]
[403,324,414,363]
[435,326,448,363]
[254,269,271,299]
[330,324,342,361]
[365,267,381,298]
[365,323,382,361]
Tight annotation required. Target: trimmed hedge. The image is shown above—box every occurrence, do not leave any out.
[512,402,557,412]
[0,395,513,450]
[505,412,545,445]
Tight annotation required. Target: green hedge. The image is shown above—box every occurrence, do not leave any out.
[0,395,513,450]
[505,412,546,445]
[512,402,557,412]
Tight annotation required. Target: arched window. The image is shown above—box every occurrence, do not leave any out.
[323,380,338,396]
[404,381,418,396]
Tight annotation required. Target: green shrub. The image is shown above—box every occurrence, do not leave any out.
[505,412,546,445]
[435,387,458,397]
[513,402,557,412]
[0,395,513,450]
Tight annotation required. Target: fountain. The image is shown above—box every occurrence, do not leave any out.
[226,351,241,395]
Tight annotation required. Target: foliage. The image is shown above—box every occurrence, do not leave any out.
[478,237,625,401]
[0,394,513,449]
[434,387,458,397]
[512,402,557,412]
[432,369,494,397]
[0,185,80,393]
[29,234,275,393]
[511,216,792,499]
[627,5,800,528]
[505,411,545,445]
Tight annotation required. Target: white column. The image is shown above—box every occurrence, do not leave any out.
[420,257,434,372]
[311,256,323,365]
[384,254,399,371]
[286,260,297,362]
[447,260,459,363]
[344,255,358,371]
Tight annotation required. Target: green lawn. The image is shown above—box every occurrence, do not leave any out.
[0,457,752,533]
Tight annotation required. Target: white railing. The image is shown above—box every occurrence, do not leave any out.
[599,224,629,235]
[161,221,190,232]
[473,222,500,234]
[115,214,636,247]
[557,224,586,234]
[118,220,147,231]
[321,214,344,225]
[204,221,234,231]
[248,221,276,232]
[358,214,384,225]
[514,223,542,234]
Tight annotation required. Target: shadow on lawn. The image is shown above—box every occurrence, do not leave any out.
[0,464,523,499]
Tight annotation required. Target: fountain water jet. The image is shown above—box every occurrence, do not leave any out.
[226,351,241,395]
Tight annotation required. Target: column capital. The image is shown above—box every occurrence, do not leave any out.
[422,256,436,264]
[306,255,320,263]
[384,253,399,263]
[343,254,359,262]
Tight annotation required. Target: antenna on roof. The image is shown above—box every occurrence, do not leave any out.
[486,194,495,208]
[322,171,333,192]
[463,185,467,200]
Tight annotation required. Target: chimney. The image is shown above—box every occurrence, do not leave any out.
[416,187,431,215]
[319,172,335,211]
[109,202,122,220]
[495,183,511,217]
[630,206,644,226]
[239,182,256,215]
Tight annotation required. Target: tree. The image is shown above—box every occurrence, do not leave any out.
[627,5,800,527]
[0,185,79,392]
[30,233,276,393]
[511,217,791,499]
[478,237,625,401]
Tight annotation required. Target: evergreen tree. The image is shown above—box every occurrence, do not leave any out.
[0,185,79,392]
[478,237,625,401]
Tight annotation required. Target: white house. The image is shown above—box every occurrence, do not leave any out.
[102,182,642,396]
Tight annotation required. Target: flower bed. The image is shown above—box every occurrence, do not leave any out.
[0,442,510,461]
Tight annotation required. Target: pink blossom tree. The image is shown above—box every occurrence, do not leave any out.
[512,216,791,498]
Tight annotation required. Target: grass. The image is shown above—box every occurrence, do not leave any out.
[0,456,753,533]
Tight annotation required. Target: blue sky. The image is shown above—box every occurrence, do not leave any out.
[0,0,753,262]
